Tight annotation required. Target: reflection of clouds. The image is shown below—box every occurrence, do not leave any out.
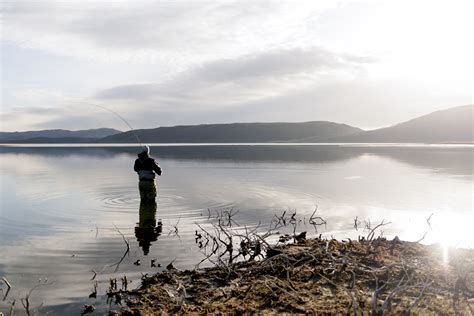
[223,183,323,216]
[0,153,135,201]
[0,147,473,310]
[0,153,53,176]
[0,208,205,308]
[1,148,472,238]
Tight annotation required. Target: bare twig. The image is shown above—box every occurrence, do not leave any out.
[8,299,15,316]
[318,273,358,316]
[20,281,53,316]
[110,225,130,272]
[168,217,181,238]
[263,277,302,302]
[90,270,98,281]
[407,279,433,313]
[354,216,361,231]
[2,277,12,301]
[426,213,434,230]
[367,220,391,241]
[308,206,326,232]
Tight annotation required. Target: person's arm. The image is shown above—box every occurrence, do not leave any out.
[153,161,162,176]
[134,159,140,172]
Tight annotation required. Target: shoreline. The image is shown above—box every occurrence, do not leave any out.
[115,237,474,315]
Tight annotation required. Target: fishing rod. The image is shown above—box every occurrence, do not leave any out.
[65,98,143,146]
[83,101,143,146]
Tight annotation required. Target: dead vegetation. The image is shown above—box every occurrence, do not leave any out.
[0,278,53,316]
[119,238,474,315]
[115,210,474,315]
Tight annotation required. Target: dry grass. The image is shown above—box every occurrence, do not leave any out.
[119,237,474,315]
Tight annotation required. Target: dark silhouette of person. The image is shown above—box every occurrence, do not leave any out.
[134,145,162,201]
[135,199,162,255]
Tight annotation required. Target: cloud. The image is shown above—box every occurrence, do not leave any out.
[1,0,357,65]
[4,44,467,131]
[182,48,376,82]
[96,47,373,107]
[0,103,123,131]
[1,0,471,131]
[0,107,67,131]
[216,79,472,129]
[2,77,469,131]
[93,62,470,130]
[10,88,67,107]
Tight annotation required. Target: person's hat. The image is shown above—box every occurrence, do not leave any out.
[139,145,150,154]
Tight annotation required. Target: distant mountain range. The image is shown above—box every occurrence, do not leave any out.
[0,128,121,142]
[100,121,362,143]
[1,105,472,144]
[329,104,473,143]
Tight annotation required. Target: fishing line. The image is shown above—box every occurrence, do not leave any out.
[62,98,143,146]
[13,37,143,146]
[82,101,143,146]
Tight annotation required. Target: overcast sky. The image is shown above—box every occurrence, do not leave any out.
[1,0,472,131]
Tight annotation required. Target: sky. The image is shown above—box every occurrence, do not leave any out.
[0,0,472,132]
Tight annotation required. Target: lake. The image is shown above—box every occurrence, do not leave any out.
[0,144,473,314]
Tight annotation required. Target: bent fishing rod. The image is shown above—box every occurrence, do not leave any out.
[66,99,144,146]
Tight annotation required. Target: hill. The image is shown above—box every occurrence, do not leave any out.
[330,105,473,143]
[100,122,362,143]
[1,105,472,144]
[1,137,101,144]
[0,128,121,141]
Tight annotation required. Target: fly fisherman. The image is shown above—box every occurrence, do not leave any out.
[134,145,162,201]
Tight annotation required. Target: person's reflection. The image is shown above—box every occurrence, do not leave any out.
[135,200,162,255]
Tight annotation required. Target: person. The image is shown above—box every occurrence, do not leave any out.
[134,145,162,201]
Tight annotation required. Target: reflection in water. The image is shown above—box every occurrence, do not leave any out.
[1,144,472,178]
[135,200,162,255]
[0,144,472,313]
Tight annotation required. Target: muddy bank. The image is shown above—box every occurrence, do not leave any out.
[117,237,474,315]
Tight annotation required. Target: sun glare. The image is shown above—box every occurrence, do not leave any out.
[366,0,473,85]
[426,211,473,248]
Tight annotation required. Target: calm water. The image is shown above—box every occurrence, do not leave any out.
[0,144,473,314]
